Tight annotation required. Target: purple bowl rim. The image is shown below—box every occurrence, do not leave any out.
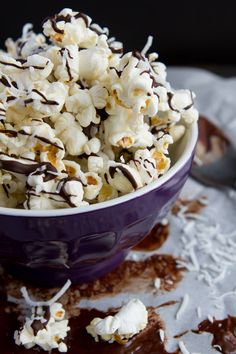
[0,123,198,217]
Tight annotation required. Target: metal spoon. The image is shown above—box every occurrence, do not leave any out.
[190,115,236,190]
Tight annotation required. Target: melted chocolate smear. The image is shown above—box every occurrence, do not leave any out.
[0,299,176,354]
[172,197,207,216]
[109,165,138,190]
[196,316,236,354]
[134,223,169,251]
[3,255,184,305]
[72,254,184,298]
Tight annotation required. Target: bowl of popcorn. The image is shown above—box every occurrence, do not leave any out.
[0,8,198,286]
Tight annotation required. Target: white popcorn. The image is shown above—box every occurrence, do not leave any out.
[14,283,71,352]
[88,156,104,173]
[5,23,47,59]
[54,112,88,155]
[169,125,186,143]
[154,132,173,154]
[86,299,148,343]
[79,45,110,82]
[84,172,103,200]
[105,162,142,194]
[0,7,198,210]
[129,149,158,185]
[54,45,79,82]
[84,137,101,155]
[61,179,84,206]
[43,8,98,48]
[104,106,153,148]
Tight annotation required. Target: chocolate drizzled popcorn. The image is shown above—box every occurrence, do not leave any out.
[0,7,198,209]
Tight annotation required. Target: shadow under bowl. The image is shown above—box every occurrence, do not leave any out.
[0,123,198,286]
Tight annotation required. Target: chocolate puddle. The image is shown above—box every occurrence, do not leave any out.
[0,300,177,354]
[134,223,169,251]
[196,316,236,354]
[67,308,178,354]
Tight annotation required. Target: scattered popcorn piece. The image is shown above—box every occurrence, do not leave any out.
[86,299,148,343]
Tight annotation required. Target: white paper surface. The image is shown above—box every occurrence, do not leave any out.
[79,68,236,354]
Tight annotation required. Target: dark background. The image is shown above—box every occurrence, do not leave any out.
[0,0,235,73]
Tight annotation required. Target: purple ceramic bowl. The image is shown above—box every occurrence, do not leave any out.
[0,123,198,286]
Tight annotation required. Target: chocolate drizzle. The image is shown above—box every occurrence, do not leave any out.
[167,92,178,112]
[0,60,48,71]
[196,316,236,354]
[56,177,81,207]
[59,48,74,81]
[110,46,123,54]
[132,50,145,61]
[0,159,57,181]
[109,165,138,190]
[75,12,89,27]
[2,184,9,198]
[168,91,194,112]
[43,11,89,36]
[0,76,11,87]
[32,89,59,105]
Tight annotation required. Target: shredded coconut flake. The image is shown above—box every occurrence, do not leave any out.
[158,328,165,342]
[178,341,190,354]
[141,35,153,56]
[21,279,71,307]
[176,294,190,320]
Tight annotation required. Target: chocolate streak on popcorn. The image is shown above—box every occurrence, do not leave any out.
[56,177,82,207]
[167,91,194,112]
[0,159,57,181]
[132,50,145,61]
[0,60,49,71]
[0,76,11,87]
[59,48,73,81]
[32,89,59,106]
[31,306,51,336]
[18,130,64,150]
[109,165,138,190]
[167,93,179,112]
[196,316,236,354]
[74,12,89,27]
[2,184,9,198]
